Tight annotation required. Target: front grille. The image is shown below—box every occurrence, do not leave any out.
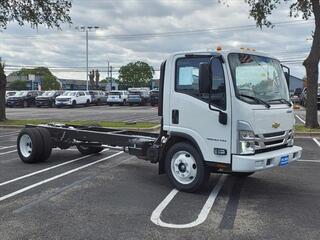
[263,131,285,138]
[255,130,292,151]
[57,99,69,102]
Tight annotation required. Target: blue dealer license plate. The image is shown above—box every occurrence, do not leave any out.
[279,155,289,166]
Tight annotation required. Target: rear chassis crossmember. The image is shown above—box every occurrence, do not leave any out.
[25,124,161,162]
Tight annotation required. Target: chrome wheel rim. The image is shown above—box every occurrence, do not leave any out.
[19,134,32,158]
[171,151,197,185]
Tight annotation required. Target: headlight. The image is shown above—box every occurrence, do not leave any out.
[239,130,255,155]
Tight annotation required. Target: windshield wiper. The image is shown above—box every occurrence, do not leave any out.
[268,98,292,107]
[239,94,271,108]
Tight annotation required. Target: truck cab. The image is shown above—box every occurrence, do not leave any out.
[157,49,302,191]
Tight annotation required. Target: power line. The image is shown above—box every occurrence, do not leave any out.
[0,19,313,41]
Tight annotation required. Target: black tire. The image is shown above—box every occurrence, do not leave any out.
[165,142,209,192]
[17,128,44,163]
[36,127,53,161]
[76,145,104,155]
[86,99,90,107]
[72,100,76,108]
[231,172,254,177]
[23,101,28,108]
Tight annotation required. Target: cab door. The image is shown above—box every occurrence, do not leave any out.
[168,55,232,164]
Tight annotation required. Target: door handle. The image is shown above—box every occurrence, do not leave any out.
[172,109,179,124]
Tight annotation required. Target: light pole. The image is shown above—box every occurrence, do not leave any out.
[75,26,99,91]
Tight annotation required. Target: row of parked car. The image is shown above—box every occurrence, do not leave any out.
[5,88,159,108]
[290,87,320,108]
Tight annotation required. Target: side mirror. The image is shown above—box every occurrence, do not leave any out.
[199,62,211,94]
[281,64,290,90]
[284,72,290,89]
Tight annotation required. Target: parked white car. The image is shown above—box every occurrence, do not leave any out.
[107,90,129,105]
[55,91,91,107]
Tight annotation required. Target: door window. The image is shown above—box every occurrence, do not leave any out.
[175,57,226,109]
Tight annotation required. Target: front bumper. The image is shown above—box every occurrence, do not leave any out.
[7,101,22,106]
[232,145,302,172]
[107,99,122,103]
[36,100,51,106]
[128,98,142,103]
[56,101,72,106]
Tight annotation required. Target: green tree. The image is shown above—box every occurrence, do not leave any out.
[9,80,27,90]
[118,61,154,88]
[0,0,72,29]
[241,0,320,128]
[9,67,60,90]
[0,62,6,121]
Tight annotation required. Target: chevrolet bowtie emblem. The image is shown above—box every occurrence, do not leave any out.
[272,122,280,129]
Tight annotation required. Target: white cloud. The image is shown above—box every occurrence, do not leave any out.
[0,0,316,80]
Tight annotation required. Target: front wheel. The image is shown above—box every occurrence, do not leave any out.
[165,142,209,192]
[23,101,28,108]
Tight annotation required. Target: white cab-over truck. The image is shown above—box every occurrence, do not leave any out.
[16,49,302,192]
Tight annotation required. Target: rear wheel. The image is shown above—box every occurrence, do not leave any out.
[86,99,90,106]
[165,142,209,192]
[72,100,76,107]
[17,128,44,163]
[76,145,104,155]
[36,127,53,161]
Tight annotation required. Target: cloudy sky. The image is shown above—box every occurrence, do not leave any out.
[0,0,315,80]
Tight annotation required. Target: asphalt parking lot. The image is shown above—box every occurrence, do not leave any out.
[6,105,160,123]
[0,128,319,240]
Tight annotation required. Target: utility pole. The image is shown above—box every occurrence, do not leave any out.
[107,61,110,91]
[110,66,113,90]
[86,29,88,91]
[75,26,100,91]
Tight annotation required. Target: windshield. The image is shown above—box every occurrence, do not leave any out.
[229,53,289,104]
[62,91,76,96]
[6,92,16,96]
[15,91,28,96]
[42,91,55,97]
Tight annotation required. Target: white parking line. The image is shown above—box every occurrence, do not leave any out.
[312,138,320,148]
[0,149,109,187]
[0,151,124,202]
[0,145,16,150]
[150,175,227,229]
[0,132,19,138]
[295,115,306,124]
[0,150,17,156]
[0,130,19,135]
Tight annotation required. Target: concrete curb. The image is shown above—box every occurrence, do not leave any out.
[295,132,320,137]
